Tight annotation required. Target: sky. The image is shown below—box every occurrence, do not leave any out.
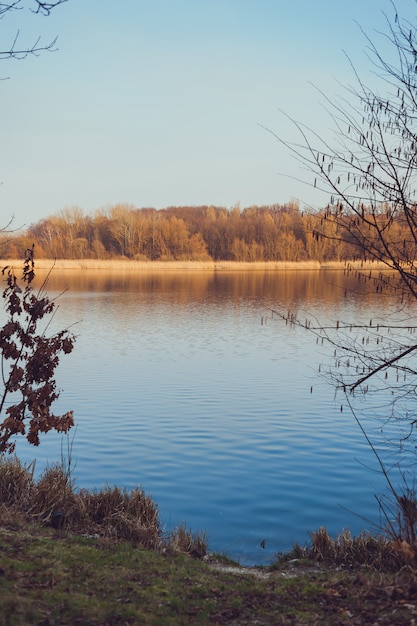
[0,0,413,228]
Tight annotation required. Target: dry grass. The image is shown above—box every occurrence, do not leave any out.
[0,455,206,556]
[3,460,417,624]
[30,463,75,525]
[0,455,34,508]
[72,486,161,548]
[165,523,208,558]
[1,457,412,571]
[279,527,409,572]
[0,258,392,272]
[0,258,322,271]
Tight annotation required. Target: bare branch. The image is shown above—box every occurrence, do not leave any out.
[0,30,58,59]
[269,6,417,544]
[30,0,67,16]
[0,0,67,59]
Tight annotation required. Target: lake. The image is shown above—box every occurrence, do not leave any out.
[4,268,397,565]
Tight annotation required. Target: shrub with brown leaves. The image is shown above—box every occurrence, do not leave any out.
[0,247,76,453]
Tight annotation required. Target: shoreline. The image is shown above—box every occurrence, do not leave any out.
[0,259,389,271]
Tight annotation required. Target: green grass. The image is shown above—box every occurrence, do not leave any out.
[1,455,417,624]
[1,524,417,625]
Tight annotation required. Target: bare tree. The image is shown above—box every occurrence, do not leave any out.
[0,0,67,60]
[269,1,417,551]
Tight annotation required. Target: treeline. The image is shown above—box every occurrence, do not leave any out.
[0,202,370,262]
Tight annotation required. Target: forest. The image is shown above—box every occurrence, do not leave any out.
[0,201,408,262]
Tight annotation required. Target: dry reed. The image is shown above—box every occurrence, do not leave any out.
[280,527,408,571]
[72,486,161,549]
[165,524,208,558]
[0,455,34,508]
[0,456,207,556]
[0,259,323,271]
[30,463,75,525]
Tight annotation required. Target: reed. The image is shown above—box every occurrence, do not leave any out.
[0,456,206,556]
[0,258,391,273]
[165,524,208,558]
[31,463,75,525]
[0,454,34,508]
[72,485,161,548]
[278,527,407,571]
[0,258,323,271]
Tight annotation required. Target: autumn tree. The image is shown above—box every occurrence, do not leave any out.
[13,200,417,262]
[272,2,417,548]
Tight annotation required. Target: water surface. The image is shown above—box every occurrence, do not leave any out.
[7,269,393,565]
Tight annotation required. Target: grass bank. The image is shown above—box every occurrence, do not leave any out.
[1,456,416,624]
[2,524,417,625]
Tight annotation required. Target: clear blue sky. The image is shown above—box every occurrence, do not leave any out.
[0,0,410,227]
